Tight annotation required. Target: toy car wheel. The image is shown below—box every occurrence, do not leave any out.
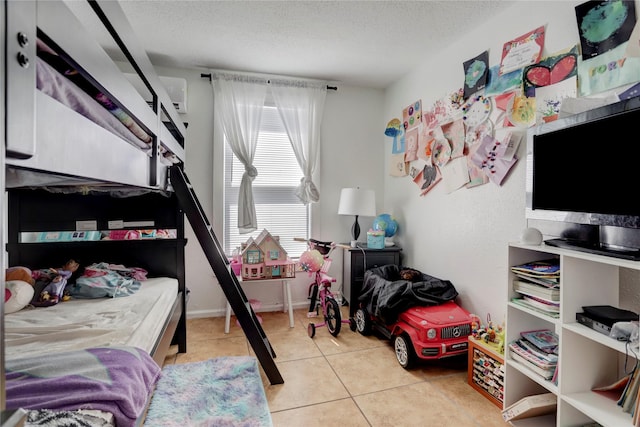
[325,297,342,337]
[349,318,357,331]
[355,308,372,335]
[394,333,417,369]
[307,323,316,338]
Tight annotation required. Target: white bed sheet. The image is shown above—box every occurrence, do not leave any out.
[4,277,178,361]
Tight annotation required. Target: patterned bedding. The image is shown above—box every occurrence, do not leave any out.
[5,346,161,427]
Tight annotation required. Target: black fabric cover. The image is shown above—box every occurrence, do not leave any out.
[358,264,459,325]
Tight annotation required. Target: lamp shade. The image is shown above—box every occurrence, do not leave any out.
[338,188,376,217]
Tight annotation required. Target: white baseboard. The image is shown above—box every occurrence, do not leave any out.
[186,301,312,320]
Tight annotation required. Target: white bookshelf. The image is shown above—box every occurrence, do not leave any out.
[505,242,639,427]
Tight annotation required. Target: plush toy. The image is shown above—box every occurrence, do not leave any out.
[36,259,80,306]
[399,268,422,282]
[5,266,35,286]
[5,280,34,314]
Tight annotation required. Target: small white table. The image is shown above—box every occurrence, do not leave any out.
[224,276,295,333]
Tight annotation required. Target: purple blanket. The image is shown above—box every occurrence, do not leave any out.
[6,346,161,427]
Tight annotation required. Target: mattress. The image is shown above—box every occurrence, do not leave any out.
[4,277,178,361]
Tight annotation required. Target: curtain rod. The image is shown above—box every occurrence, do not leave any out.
[200,73,337,91]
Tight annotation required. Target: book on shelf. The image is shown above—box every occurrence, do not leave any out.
[501,392,556,422]
[512,272,560,287]
[522,295,560,313]
[515,338,558,364]
[591,373,631,401]
[510,259,560,276]
[509,341,557,370]
[513,280,560,301]
[520,329,559,353]
[551,359,559,385]
[508,347,556,380]
[511,298,560,319]
[621,364,640,414]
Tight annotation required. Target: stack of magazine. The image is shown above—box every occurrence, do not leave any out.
[511,259,560,318]
[508,329,559,381]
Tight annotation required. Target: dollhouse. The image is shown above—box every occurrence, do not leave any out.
[241,229,296,280]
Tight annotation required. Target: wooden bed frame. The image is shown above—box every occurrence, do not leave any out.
[2,0,189,415]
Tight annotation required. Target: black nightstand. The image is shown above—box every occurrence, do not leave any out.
[342,244,402,319]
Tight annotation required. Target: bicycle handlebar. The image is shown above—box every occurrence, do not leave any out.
[294,237,346,256]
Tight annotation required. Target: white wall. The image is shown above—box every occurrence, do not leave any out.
[152,65,385,317]
[383,0,640,324]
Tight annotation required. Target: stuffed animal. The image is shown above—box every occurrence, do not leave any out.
[5,280,34,313]
[399,268,422,282]
[5,266,35,286]
[35,259,80,306]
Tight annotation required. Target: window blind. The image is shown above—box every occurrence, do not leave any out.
[224,105,309,257]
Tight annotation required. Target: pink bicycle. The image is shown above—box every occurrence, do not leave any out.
[297,238,352,338]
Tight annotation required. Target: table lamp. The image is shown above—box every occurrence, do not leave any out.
[338,187,376,247]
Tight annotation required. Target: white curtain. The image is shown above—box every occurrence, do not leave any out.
[212,73,268,233]
[270,79,327,204]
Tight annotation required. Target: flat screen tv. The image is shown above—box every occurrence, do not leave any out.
[526,96,640,260]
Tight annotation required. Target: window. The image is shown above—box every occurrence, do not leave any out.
[224,105,309,257]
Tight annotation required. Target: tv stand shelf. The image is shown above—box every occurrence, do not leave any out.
[505,242,639,427]
[544,238,640,261]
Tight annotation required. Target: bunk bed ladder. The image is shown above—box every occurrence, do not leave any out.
[169,165,284,385]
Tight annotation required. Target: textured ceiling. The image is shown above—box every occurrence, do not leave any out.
[69,0,515,89]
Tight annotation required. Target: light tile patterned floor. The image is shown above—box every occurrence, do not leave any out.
[163,307,509,427]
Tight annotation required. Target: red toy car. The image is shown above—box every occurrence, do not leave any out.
[352,265,474,368]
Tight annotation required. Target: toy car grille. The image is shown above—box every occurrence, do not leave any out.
[441,323,471,339]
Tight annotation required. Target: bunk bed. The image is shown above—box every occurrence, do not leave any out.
[3,0,188,423]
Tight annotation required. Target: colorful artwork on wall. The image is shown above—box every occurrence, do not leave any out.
[431,138,452,168]
[389,153,409,177]
[402,100,422,131]
[485,65,523,98]
[440,157,470,193]
[412,163,441,196]
[384,118,403,154]
[499,26,545,75]
[534,76,577,124]
[463,51,489,99]
[404,127,419,162]
[578,41,640,96]
[575,0,636,60]
[465,142,490,189]
[441,118,466,159]
[469,134,518,186]
[462,95,492,129]
[523,45,579,97]
[507,94,536,128]
[423,89,464,130]
[417,128,434,163]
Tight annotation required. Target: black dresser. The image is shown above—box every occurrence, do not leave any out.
[342,244,402,319]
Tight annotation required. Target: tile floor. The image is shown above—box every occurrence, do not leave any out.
[163,307,509,427]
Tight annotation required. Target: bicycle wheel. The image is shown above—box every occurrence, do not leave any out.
[324,297,342,337]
